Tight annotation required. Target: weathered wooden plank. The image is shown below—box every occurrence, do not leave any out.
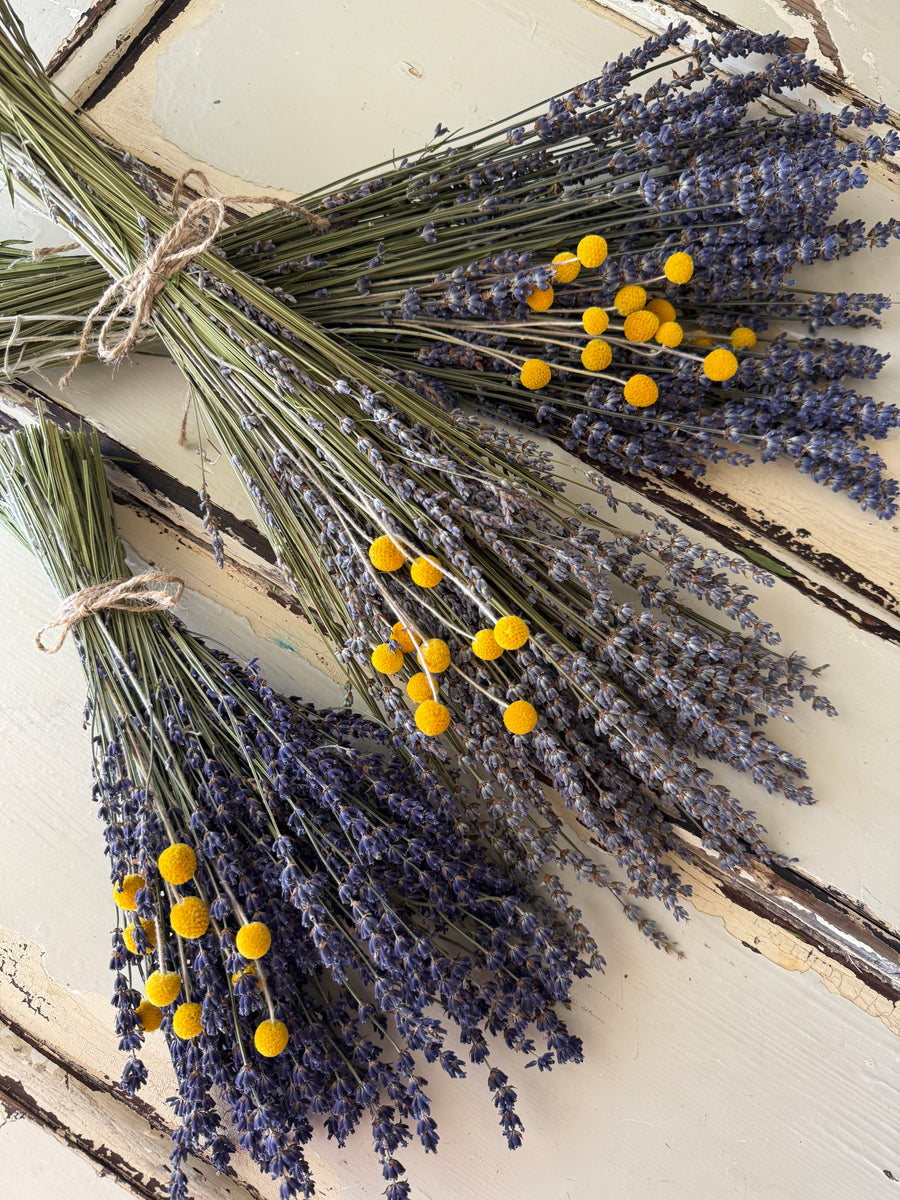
[0,934,338,1199]
[1,380,898,1003]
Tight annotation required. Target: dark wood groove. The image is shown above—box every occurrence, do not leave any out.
[636,0,900,126]
[45,0,119,77]
[596,461,900,639]
[0,1008,267,1200]
[80,0,195,111]
[696,848,900,1003]
[0,381,276,567]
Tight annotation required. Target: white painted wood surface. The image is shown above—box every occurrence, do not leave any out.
[1,2,899,1198]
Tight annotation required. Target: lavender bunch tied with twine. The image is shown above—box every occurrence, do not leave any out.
[0,416,591,1200]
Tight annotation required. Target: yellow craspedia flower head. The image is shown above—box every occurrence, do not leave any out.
[471,629,503,661]
[493,616,529,650]
[623,374,659,408]
[503,700,538,734]
[730,326,757,350]
[623,310,660,342]
[170,896,210,940]
[703,348,738,382]
[172,1002,203,1040]
[694,333,713,348]
[526,285,554,312]
[391,621,419,653]
[410,555,443,588]
[123,917,157,955]
[581,339,612,372]
[236,921,272,960]
[406,672,436,704]
[576,234,608,269]
[614,285,646,316]
[519,358,551,390]
[135,1000,162,1033]
[145,970,181,1008]
[416,639,451,674]
[664,252,694,284]
[368,535,405,572]
[414,700,451,736]
[581,307,609,335]
[157,843,196,886]
[655,321,684,349]
[371,643,404,674]
[112,873,145,911]
[255,1018,289,1058]
[551,252,581,283]
[646,298,676,324]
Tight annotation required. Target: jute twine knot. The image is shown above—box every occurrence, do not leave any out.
[35,570,184,654]
[59,169,329,388]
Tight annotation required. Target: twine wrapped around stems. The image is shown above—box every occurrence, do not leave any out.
[59,169,328,387]
[35,570,184,653]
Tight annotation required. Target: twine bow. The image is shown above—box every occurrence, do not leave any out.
[35,570,184,654]
[59,169,329,388]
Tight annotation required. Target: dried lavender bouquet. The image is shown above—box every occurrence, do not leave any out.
[170,23,900,518]
[3,24,898,514]
[0,415,593,1200]
[0,4,835,933]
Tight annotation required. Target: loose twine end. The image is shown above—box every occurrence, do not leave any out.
[58,169,330,389]
[32,242,80,261]
[35,570,184,654]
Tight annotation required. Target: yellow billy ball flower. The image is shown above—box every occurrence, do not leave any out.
[693,333,712,347]
[406,672,436,704]
[157,843,196,886]
[730,326,757,350]
[655,321,684,348]
[614,285,646,316]
[581,339,612,372]
[576,234,608,268]
[170,896,210,940]
[368,535,405,572]
[493,616,529,650]
[503,700,538,734]
[471,629,503,660]
[623,310,660,342]
[415,700,451,736]
[123,917,157,955]
[417,639,451,673]
[703,348,738,382]
[664,252,694,284]
[236,921,272,960]
[581,307,609,335]
[135,1000,162,1033]
[551,252,581,283]
[623,374,659,408]
[255,1019,289,1058]
[391,621,419,653]
[410,555,443,588]
[519,358,551,390]
[371,643,404,674]
[646,298,676,324]
[112,873,145,911]
[526,285,554,312]
[172,1002,203,1040]
[145,970,181,1008]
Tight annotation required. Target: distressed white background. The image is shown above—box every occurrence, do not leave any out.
[1,1,899,1198]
